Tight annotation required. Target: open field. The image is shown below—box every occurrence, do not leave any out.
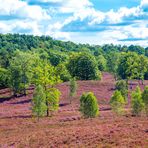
[0,73,148,147]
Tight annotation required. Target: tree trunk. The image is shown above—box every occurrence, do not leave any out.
[46,101,49,117]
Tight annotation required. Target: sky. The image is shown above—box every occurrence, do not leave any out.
[0,0,148,46]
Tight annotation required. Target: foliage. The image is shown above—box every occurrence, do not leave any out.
[106,51,120,79]
[67,53,101,80]
[46,88,61,115]
[117,52,147,81]
[49,51,68,66]
[115,80,128,101]
[32,60,61,116]
[80,92,99,118]
[131,86,144,116]
[32,85,47,120]
[96,55,107,71]
[142,86,148,116]
[33,60,61,87]
[110,90,126,115]
[8,51,35,96]
[0,67,8,88]
[56,63,71,82]
[69,77,77,104]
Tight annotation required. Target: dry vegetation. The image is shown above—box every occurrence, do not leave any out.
[0,73,148,147]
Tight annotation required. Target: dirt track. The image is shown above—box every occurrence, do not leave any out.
[0,73,148,147]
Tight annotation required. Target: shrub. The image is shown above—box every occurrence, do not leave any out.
[131,86,144,116]
[110,90,126,115]
[32,85,47,120]
[80,92,99,118]
[69,77,77,104]
[142,86,148,116]
[115,80,128,101]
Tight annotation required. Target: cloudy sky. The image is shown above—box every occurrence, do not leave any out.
[0,0,148,46]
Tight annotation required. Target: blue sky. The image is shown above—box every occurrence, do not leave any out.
[0,0,148,46]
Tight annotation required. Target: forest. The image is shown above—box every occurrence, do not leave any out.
[0,34,148,147]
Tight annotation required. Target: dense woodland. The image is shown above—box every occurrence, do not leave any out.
[0,34,147,83]
[0,33,148,118]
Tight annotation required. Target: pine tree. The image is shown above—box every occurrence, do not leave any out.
[131,86,144,116]
[46,88,61,116]
[110,90,126,115]
[32,85,47,121]
[69,77,77,104]
[142,86,148,116]
[115,80,128,101]
[80,92,99,118]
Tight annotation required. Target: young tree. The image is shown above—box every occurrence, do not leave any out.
[131,86,144,116]
[80,92,99,118]
[110,90,126,115]
[67,53,101,80]
[69,77,77,104]
[142,86,148,116]
[115,80,128,101]
[32,85,47,121]
[46,88,61,116]
[33,60,61,116]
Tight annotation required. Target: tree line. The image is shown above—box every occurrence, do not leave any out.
[0,33,148,119]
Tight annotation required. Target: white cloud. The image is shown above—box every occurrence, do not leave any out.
[0,0,50,21]
[59,0,93,13]
[141,0,148,7]
[0,20,42,35]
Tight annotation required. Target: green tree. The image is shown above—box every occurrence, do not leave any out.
[33,60,61,116]
[56,63,71,82]
[137,55,147,84]
[142,86,148,116]
[115,80,128,101]
[32,85,47,121]
[110,90,126,115]
[0,67,8,88]
[131,86,144,116]
[96,55,107,71]
[117,52,139,80]
[67,53,101,80]
[106,52,120,80]
[80,92,99,118]
[8,51,35,96]
[46,88,61,116]
[69,77,77,104]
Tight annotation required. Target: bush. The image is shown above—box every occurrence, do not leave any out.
[32,85,47,120]
[115,80,128,101]
[110,90,126,115]
[131,86,144,116]
[142,86,148,116]
[80,92,99,118]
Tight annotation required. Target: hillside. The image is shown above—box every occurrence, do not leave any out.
[0,73,148,147]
